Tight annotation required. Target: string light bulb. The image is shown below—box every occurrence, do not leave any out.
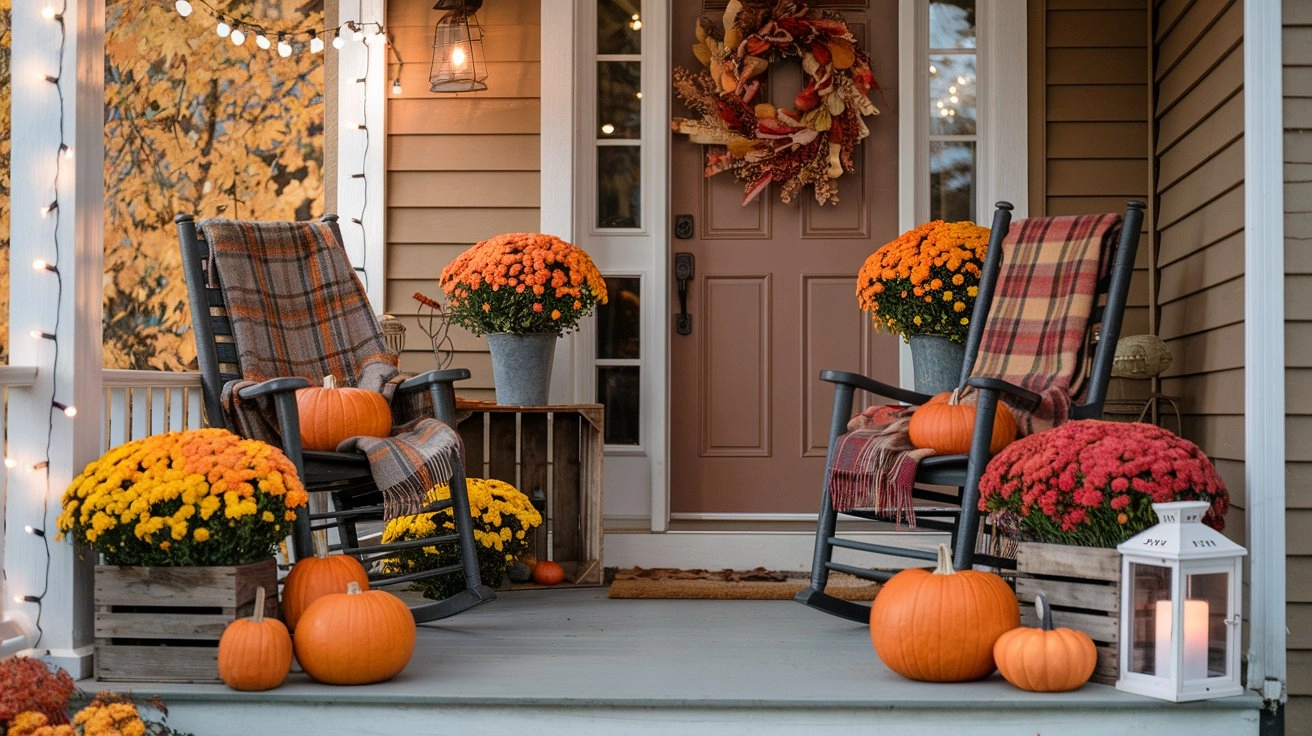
[230,27,246,46]
[24,526,45,538]
[277,34,292,58]
[58,143,71,159]
[216,18,231,38]
[4,458,16,469]
[33,259,57,273]
[255,33,271,50]
[309,31,324,53]
[174,0,193,17]
[41,6,56,20]
[392,78,402,95]
[52,401,77,418]
[30,330,55,341]
[39,201,57,218]
[332,33,346,49]
[351,22,365,42]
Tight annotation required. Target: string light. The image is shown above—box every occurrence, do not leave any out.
[255,33,270,50]
[309,30,324,54]
[174,1,384,58]
[230,27,246,46]
[215,17,230,38]
[32,259,57,273]
[58,143,71,159]
[24,527,45,538]
[51,401,77,418]
[392,78,402,95]
[174,0,193,18]
[276,33,292,58]
[30,331,55,341]
[333,34,346,50]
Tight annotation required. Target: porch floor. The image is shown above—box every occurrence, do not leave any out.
[93,587,1262,735]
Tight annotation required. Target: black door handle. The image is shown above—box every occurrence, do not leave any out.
[675,252,694,335]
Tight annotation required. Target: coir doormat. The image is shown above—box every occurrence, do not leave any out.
[606,566,881,601]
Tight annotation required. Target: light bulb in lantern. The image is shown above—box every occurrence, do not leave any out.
[231,28,246,46]
[451,44,467,69]
[310,32,324,53]
[255,34,271,50]
[174,0,193,17]
[216,19,231,38]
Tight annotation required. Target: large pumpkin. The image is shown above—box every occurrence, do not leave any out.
[908,389,1017,455]
[281,549,371,633]
[294,375,392,451]
[294,581,416,685]
[993,593,1097,692]
[217,586,293,691]
[869,543,1020,682]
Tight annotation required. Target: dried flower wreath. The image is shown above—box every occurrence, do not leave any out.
[671,0,881,206]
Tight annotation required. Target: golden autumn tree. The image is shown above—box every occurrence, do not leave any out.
[103,0,324,370]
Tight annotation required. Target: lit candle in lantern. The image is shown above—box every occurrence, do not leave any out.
[1155,599,1210,679]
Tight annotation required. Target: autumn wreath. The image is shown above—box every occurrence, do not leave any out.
[672,0,880,206]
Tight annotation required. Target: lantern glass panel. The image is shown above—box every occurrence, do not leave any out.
[1187,571,1231,678]
[1128,561,1172,676]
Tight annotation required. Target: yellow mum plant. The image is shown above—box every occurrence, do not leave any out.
[856,220,991,344]
[381,477,542,601]
[438,232,609,336]
[57,428,308,567]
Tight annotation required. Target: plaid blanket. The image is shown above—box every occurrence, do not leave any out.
[828,212,1121,517]
[202,218,460,520]
[967,212,1122,434]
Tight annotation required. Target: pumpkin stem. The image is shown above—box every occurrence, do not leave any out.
[932,543,954,575]
[949,387,962,405]
[252,586,267,623]
[323,374,338,389]
[1036,593,1053,631]
[345,581,364,595]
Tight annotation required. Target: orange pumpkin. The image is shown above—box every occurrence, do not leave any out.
[217,586,293,691]
[294,581,416,685]
[993,593,1097,692]
[281,549,371,633]
[294,375,392,451]
[908,389,1017,454]
[531,560,565,586]
[869,543,1020,682]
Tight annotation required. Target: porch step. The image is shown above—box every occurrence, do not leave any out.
[103,589,1260,736]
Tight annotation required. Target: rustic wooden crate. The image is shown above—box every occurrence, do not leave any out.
[455,401,605,587]
[94,558,279,683]
[1015,542,1121,684]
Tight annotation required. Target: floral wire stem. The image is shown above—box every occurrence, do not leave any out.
[412,292,455,369]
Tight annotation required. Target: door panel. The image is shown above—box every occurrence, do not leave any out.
[670,1,902,516]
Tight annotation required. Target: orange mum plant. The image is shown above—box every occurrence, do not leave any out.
[438,233,609,337]
[57,428,308,566]
[856,220,991,344]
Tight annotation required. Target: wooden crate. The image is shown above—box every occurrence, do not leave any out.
[455,401,605,587]
[94,558,279,683]
[1015,542,1121,684]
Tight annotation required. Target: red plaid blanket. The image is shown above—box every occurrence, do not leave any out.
[829,405,933,520]
[201,218,460,520]
[967,212,1122,433]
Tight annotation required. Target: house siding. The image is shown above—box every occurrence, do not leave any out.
[1285,0,1312,723]
[385,0,542,398]
[1027,0,1154,407]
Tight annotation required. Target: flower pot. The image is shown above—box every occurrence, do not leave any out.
[487,333,556,405]
[908,334,965,395]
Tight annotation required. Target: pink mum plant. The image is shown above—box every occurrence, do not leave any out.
[978,420,1228,548]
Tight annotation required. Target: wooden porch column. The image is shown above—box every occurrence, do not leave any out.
[5,0,105,676]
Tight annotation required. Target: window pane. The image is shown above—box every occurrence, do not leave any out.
[598,146,641,228]
[597,276,640,359]
[930,1,976,49]
[929,55,976,136]
[597,61,642,139]
[598,0,642,55]
[598,366,640,445]
[930,141,975,222]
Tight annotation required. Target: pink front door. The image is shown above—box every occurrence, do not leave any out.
[669,1,903,515]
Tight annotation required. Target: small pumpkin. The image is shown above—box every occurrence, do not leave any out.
[217,586,293,691]
[869,543,1020,682]
[294,374,393,451]
[993,593,1097,692]
[294,581,417,685]
[281,547,371,633]
[908,388,1017,455]
[531,560,565,586]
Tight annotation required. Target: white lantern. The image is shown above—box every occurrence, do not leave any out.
[1116,500,1245,701]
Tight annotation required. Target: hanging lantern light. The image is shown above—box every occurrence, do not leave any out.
[429,0,488,93]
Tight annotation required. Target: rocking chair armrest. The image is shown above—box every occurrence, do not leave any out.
[396,368,472,393]
[236,376,312,399]
[819,369,932,406]
[964,376,1041,411]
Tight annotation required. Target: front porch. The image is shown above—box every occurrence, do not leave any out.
[112,587,1261,735]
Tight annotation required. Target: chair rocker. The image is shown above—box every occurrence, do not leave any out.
[176,213,496,623]
[795,200,1146,623]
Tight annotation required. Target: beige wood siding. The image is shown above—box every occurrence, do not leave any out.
[1027,0,1153,410]
[385,0,541,398]
[1287,0,1312,718]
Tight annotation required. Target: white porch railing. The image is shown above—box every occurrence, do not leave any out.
[100,369,205,450]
